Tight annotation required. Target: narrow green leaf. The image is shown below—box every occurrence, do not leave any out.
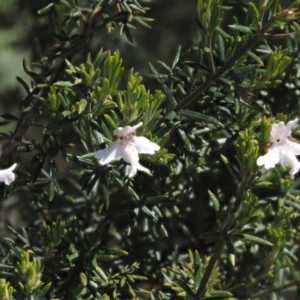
[208,190,220,212]
[226,239,235,266]
[247,51,264,66]
[101,184,110,209]
[240,234,273,246]
[146,195,169,204]
[37,3,55,15]
[141,206,158,222]
[217,33,225,62]
[253,181,273,187]
[160,224,168,237]
[172,46,181,69]
[104,114,117,130]
[179,110,223,127]
[94,49,105,68]
[124,24,134,43]
[286,196,300,210]
[228,24,253,33]
[148,62,159,75]
[16,76,30,94]
[49,181,56,201]
[220,154,239,183]
[207,290,233,296]
[54,81,74,88]
[227,65,257,78]
[157,80,177,108]
[193,251,202,292]
[128,186,140,201]
[23,58,37,78]
[178,129,192,151]
[34,38,42,59]
[78,99,87,114]
[60,0,73,9]
[65,59,76,72]
[158,61,172,73]
[1,113,19,121]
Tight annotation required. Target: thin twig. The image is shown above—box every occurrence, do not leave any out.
[2,101,41,155]
[7,225,29,245]
[194,234,225,299]
[263,32,297,39]
[207,33,216,74]
[174,34,261,113]
[194,183,255,300]
[174,14,278,114]
[250,280,300,299]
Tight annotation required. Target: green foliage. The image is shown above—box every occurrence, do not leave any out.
[2,0,300,299]
[16,251,50,298]
[0,279,14,300]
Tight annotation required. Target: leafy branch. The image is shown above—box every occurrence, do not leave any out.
[174,10,287,114]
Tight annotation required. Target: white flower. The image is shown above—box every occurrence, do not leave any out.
[257,118,300,178]
[0,163,17,185]
[94,122,160,177]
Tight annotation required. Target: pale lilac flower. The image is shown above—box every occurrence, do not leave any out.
[257,118,300,178]
[94,122,160,177]
[0,163,17,185]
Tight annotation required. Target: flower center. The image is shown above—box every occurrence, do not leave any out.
[118,133,134,147]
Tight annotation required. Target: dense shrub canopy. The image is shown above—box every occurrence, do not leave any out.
[1,0,300,299]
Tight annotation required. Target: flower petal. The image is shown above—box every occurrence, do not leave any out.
[133,136,160,154]
[127,162,150,177]
[122,145,151,177]
[0,163,17,185]
[94,141,122,165]
[285,118,298,136]
[270,118,298,144]
[289,159,300,179]
[114,122,143,136]
[257,147,280,169]
[286,140,300,155]
[279,150,300,178]
[127,163,138,177]
[270,122,285,143]
[122,145,139,164]
[124,148,139,177]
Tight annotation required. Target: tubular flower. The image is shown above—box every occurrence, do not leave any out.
[94,122,160,177]
[257,118,300,178]
[0,163,17,185]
